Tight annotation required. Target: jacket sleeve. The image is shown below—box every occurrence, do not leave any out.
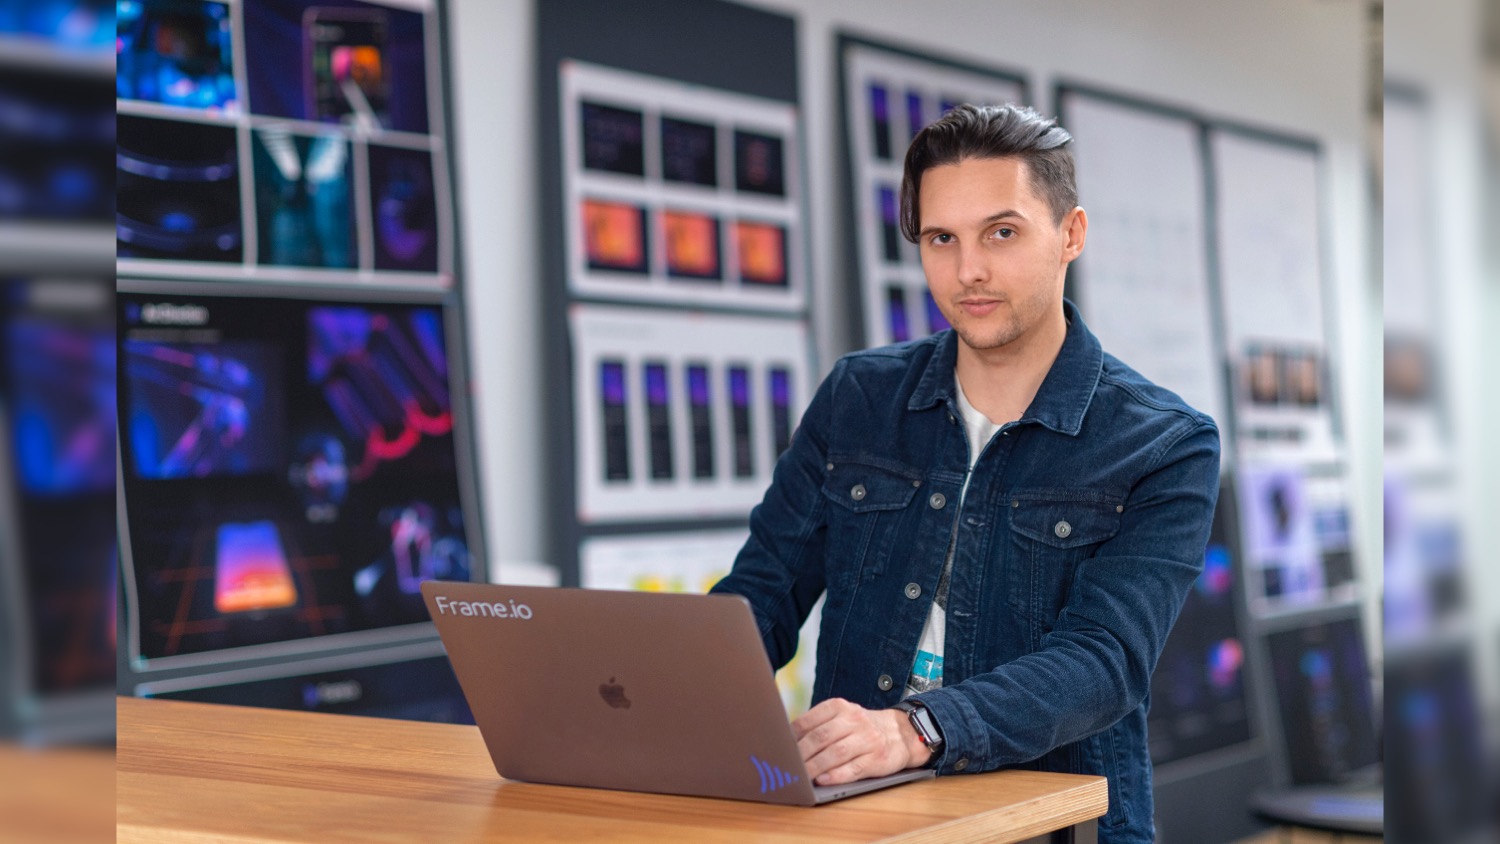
[912,418,1221,773]
[708,360,842,670]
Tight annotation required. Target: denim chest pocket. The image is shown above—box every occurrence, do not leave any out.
[1006,493,1123,623]
[820,458,920,582]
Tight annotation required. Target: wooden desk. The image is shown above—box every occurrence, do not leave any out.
[0,743,115,844]
[118,697,1106,843]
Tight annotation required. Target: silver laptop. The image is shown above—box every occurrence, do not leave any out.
[421,581,934,805]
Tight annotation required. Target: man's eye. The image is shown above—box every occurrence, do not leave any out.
[992,227,1015,240]
[929,233,953,245]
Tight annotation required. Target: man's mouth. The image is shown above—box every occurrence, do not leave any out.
[957,297,1003,316]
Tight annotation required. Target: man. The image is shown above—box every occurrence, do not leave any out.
[710,103,1220,843]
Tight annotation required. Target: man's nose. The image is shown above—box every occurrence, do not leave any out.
[957,244,989,286]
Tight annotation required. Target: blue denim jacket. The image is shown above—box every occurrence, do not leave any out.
[712,300,1219,843]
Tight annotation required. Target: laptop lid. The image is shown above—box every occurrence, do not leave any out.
[421,582,930,805]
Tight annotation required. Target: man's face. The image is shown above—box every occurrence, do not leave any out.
[916,156,1084,355]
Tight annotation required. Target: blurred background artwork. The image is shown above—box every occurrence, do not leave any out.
[1,1,116,841]
[2,0,1498,841]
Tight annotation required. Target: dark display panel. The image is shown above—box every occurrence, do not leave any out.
[1148,495,1253,765]
[116,114,243,262]
[368,143,439,273]
[118,291,474,664]
[0,64,115,223]
[868,82,892,160]
[1385,648,1489,842]
[660,116,716,186]
[580,100,645,176]
[886,286,910,343]
[768,366,792,458]
[599,359,629,481]
[2,279,117,696]
[242,0,430,134]
[904,90,924,140]
[644,361,673,479]
[732,128,784,196]
[728,364,752,477]
[877,185,901,263]
[1266,616,1379,785]
[685,363,713,479]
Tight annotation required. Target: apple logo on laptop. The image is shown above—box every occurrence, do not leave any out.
[599,677,631,709]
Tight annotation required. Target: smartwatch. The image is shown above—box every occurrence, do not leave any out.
[893,700,944,762]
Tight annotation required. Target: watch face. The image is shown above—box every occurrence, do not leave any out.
[908,704,942,749]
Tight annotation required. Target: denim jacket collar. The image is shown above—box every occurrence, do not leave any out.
[907,298,1103,437]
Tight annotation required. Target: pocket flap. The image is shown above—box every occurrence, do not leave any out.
[1009,494,1123,548]
[820,460,920,513]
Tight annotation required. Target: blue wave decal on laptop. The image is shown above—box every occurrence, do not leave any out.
[749,755,800,793]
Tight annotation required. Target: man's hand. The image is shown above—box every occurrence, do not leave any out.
[791,698,931,785]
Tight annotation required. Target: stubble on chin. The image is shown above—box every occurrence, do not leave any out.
[951,316,1023,353]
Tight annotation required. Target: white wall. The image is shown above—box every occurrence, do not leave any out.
[446,0,1378,613]
[445,0,543,571]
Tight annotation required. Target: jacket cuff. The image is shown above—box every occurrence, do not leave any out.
[909,690,990,775]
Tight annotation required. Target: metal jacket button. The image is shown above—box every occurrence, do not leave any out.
[851,484,866,501]
[877,674,894,691]
[1054,520,1072,539]
[904,582,921,600]
[953,757,969,772]
[928,493,946,510]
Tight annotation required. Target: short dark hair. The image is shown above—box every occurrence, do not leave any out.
[899,103,1077,242]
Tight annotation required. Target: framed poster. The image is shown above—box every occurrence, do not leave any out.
[570,304,812,524]
[1057,86,1229,444]
[1209,127,1339,464]
[561,61,806,313]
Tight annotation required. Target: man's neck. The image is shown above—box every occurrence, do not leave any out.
[954,311,1067,426]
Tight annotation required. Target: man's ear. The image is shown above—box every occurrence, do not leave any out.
[1061,206,1087,264]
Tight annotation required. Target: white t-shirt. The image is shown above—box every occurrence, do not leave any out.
[904,373,1000,697]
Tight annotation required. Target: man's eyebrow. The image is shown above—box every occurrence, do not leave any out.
[982,209,1026,224]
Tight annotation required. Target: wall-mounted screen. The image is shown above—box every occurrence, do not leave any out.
[1147,490,1253,765]
[1265,615,1379,786]
[1,278,117,701]
[118,289,479,670]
